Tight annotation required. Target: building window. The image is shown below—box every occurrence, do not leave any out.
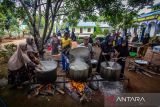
[80,28,83,33]
[72,28,75,32]
[88,28,91,32]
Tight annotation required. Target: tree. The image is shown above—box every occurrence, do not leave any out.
[103,29,109,35]
[0,13,6,36]
[18,0,155,53]
[94,0,154,36]
[94,24,103,36]
[0,0,25,37]
[19,0,72,52]
[71,0,154,35]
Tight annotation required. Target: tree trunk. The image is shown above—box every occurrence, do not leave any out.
[7,30,11,38]
[42,0,51,44]
[123,28,127,39]
[37,0,42,30]
[0,37,2,43]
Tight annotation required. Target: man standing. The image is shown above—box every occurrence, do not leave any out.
[80,36,94,74]
[80,36,94,59]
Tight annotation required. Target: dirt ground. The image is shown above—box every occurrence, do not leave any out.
[0,40,160,107]
[1,38,26,47]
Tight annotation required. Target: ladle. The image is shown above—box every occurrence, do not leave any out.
[102,55,109,67]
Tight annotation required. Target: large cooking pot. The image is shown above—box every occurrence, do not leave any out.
[69,47,90,81]
[69,58,89,81]
[69,46,90,58]
[100,61,121,81]
[35,61,57,84]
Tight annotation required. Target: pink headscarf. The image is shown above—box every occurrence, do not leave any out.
[26,37,38,53]
[8,43,31,71]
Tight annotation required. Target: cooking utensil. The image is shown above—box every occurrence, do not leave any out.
[35,61,58,84]
[102,54,109,67]
[69,58,89,81]
[100,61,121,81]
[69,47,91,81]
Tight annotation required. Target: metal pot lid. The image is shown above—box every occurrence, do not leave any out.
[36,61,57,72]
[69,47,90,58]
[101,61,121,70]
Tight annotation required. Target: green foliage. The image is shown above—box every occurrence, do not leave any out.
[117,11,137,29]
[0,30,5,37]
[128,0,154,8]
[103,29,109,35]
[152,5,160,11]
[0,44,16,63]
[35,16,45,28]
[93,24,103,36]
[0,13,6,37]
[67,0,154,31]
[77,37,83,44]
[92,34,96,39]
[0,0,25,37]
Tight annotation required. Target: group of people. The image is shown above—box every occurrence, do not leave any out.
[96,33,129,78]
[45,31,94,72]
[46,31,93,55]
[55,31,129,78]
[7,31,130,88]
[8,37,40,88]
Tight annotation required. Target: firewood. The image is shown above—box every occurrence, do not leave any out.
[56,88,65,94]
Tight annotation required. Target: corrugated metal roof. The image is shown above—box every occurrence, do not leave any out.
[99,22,109,27]
[77,21,96,27]
[138,10,160,18]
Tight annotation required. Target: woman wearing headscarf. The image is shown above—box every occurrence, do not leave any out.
[26,37,40,64]
[8,43,36,88]
[96,37,117,72]
[51,33,59,55]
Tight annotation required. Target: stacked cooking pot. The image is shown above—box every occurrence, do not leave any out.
[69,47,90,81]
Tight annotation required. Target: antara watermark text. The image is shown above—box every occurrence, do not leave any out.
[116,96,146,103]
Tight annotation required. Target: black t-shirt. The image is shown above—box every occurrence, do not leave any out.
[116,45,129,58]
[100,41,115,53]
